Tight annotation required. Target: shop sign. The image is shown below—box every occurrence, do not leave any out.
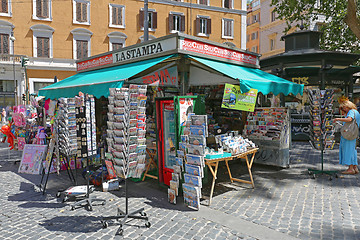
[77,54,113,71]
[180,38,257,66]
[113,38,176,64]
[291,77,309,85]
[18,144,47,174]
[77,37,177,71]
[131,64,178,86]
[221,83,258,112]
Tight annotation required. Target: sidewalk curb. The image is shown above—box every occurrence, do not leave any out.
[187,206,299,240]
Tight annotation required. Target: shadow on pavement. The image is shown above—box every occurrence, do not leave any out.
[39,216,103,233]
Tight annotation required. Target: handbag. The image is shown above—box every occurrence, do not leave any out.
[341,110,359,140]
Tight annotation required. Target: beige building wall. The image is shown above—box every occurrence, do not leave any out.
[0,0,247,105]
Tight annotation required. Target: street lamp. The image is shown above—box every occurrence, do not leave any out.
[10,31,16,106]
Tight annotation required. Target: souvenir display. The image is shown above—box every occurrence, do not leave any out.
[178,114,208,210]
[243,108,289,141]
[57,98,78,156]
[308,89,335,150]
[106,85,148,179]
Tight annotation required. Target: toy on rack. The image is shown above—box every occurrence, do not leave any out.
[35,127,47,145]
[307,89,337,180]
[1,124,15,150]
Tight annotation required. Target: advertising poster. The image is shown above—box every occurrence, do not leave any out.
[18,144,48,174]
[221,83,258,112]
[179,98,194,127]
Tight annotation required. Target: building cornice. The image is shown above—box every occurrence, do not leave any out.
[146,0,247,15]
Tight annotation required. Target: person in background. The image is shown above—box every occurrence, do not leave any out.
[2,108,6,123]
[333,96,360,174]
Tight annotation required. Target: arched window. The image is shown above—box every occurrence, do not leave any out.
[71,28,92,59]
[108,32,127,51]
[30,24,54,58]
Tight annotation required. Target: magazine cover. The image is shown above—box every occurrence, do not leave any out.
[186,154,204,166]
[179,142,187,152]
[185,163,203,178]
[175,157,183,169]
[189,125,207,137]
[183,192,200,210]
[170,180,179,196]
[184,173,202,187]
[168,188,176,204]
[190,115,207,126]
[180,135,189,143]
[187,144,205,156]
[188,135,206,146]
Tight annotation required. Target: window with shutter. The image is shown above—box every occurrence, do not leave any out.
[112,43,123,51]
[36,0,49,18]
[1,0,8,13]
[76,2,87,22]
[224,0,232,9]
[198,0,208,5]
[0,34,9,54]
[197,17,210,36]
[223,19,232,37]
[112,7,122,25]
[37,37,49,57]
[76,40,88,59]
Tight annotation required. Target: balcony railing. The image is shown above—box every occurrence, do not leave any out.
[0,54,24,63]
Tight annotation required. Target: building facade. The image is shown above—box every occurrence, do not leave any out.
[247,0,326,60]
[0,0,247,107]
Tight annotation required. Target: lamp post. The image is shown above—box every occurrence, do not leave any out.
[9,31,16,106]
[144,0,149,42]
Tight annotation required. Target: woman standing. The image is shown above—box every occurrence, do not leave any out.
[334,97,360,174]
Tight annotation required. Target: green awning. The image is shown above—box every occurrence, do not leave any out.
[190,56,304,96]
[39,55,173,99]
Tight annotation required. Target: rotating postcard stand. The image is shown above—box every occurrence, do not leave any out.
[69,96,106,210]
[307,89,338,180]
[101,86,150,235]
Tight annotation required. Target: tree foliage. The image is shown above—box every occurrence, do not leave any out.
[271,0,360,53]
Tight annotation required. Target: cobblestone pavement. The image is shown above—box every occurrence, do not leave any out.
[207,142,360,240]
[1,141,359,239]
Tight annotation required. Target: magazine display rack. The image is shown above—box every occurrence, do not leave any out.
[307,89,338,180]
[70,95,106,210]
[102,85,150,236]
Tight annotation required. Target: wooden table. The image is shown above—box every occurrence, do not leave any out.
[205,148,258,205]
[142,147,158,181]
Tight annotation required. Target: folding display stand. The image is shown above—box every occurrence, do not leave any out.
[70,95,106,210]
[307,89,338,180]
[39,118,76,195]
[101,86,150,235]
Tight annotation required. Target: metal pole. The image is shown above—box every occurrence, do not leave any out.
[144,0,149,41]
[11,34,17,106]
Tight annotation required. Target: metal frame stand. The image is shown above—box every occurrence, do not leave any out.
[39,154,76,195]
[101,178,150,235]
[70,156,106,211]
[308,141,338,180]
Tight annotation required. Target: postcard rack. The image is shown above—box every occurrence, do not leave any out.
[69,95,106,210]
[307,89,338,180]
[101,85,150,236]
